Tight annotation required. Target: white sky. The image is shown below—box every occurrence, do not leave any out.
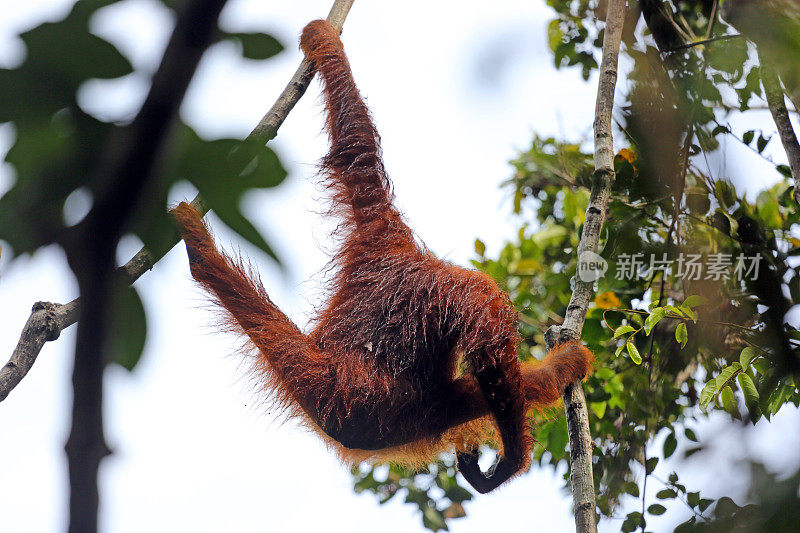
[1,1,798,532]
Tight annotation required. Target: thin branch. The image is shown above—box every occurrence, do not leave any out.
[705,0,719,40]
[666,33,741,52]
[606,308,758,334]
[543,1,625,532]
[0,0,356,404]
[759,53,800,205]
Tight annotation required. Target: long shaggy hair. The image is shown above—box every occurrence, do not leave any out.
[171,19,593,493]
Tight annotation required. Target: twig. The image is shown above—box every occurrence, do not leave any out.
[759,53,800,205]
[666,33,741,52]
[605,308,758,334]
[0,0,356,404]
[543,1,625,531]
[705,0,719,41]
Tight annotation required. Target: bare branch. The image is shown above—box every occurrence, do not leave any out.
[0,301,78,402]
[0,0,356,404]
[544,0,626,531]
[760,54,800,205]
[250,1,354,142]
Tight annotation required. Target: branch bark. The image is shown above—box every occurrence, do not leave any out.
[544,1,626,531]
[0,0,355,405]
[0,301,78,402]
[759,53,800,205]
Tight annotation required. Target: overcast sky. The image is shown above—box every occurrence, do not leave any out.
[1,1,798,532]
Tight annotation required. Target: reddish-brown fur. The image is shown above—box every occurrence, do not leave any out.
[171,19,593,493]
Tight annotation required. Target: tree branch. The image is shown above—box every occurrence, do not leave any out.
[544,0,626,531]
[0,301,78,402]
[0,0,356,404]
[665,33,741,52]
[65,1,231,530]
[759,53,800,205]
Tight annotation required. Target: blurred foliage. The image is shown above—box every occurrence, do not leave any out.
[353,1,800,531]
[0,0,287,371]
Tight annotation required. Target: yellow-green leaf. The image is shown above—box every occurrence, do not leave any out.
[614,325,636,339]
[627,341,642,364]
[717,362,742,388]
[590,402,607,418]
[675,322,688,348]
[720,386,739,419]
[644,307,666,335]
[474,238,486,257]
[739,347,757,369]
[699,377,719,413]
[681,295,708,310]
[737,373,759,415]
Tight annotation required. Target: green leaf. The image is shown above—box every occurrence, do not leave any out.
[685,428,698,442]
[714,181,735,208]
[756,134,770,153]
[739,347,757,369]
[549,415,569,454]
[531,224,568,247]
[547,19,564,52]
[590,401,607,418]
[656,489,677,499]
[663,432,678,458]
[645,456,658,475]
[21,23,133,84]
[737,373,760,417]
[687,491,700,508]
[698,498,714,512]
[681,295,707,310]
[648,504,666,515]
[613,324,636,338]
[766,382,793,416]
[622,511,644,533]
[717,362,742,388]
[720,386,739,419]
[742,130,755,145]
[177,131,287,262]
[627,340,642,364]
[644,307,666,335]
[421,505,448,531]
[675,322,688,348]
[665,305,689,318]
[699,377,719,413]
[107,286,147,371]
[595,367,615,380]
[777,164,792,178]
[686,192,711,215]
[223,32,284,60]
[443,485,472,504]
[714,496,740,517]
[474,239,486,257]
[623,481,640,497]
